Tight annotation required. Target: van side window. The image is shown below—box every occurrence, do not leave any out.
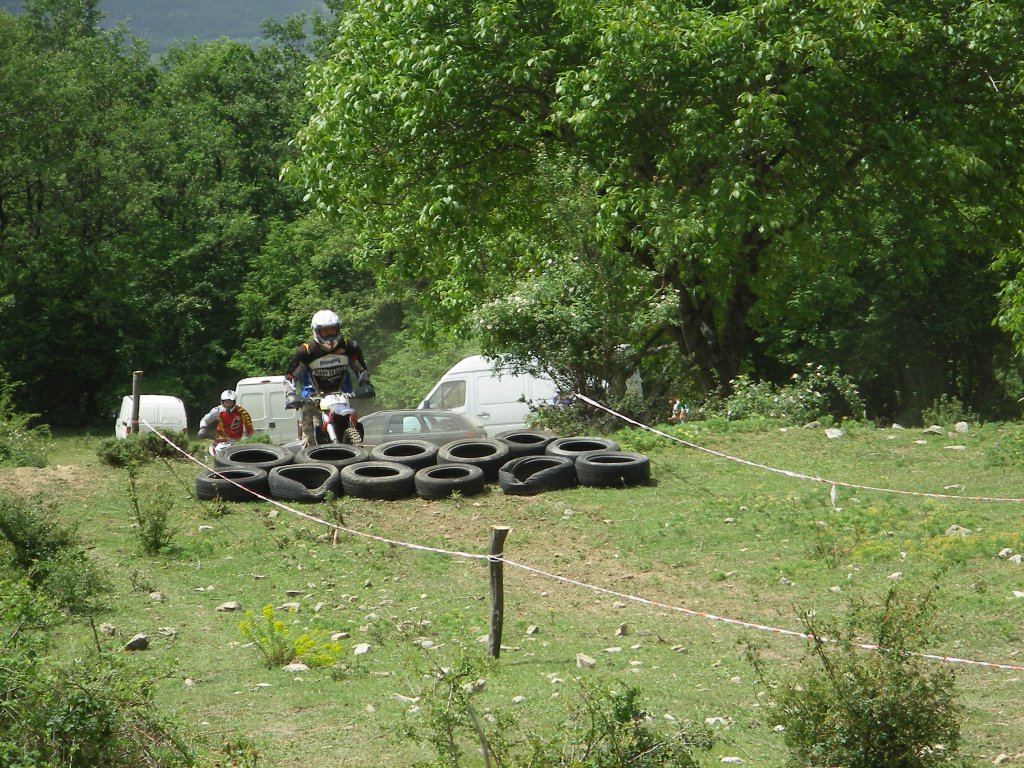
[427,380,466,409]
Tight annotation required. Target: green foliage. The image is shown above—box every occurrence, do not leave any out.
[407,658,714,768]
[749,586,966,768]
[96,431,192,466]
[921,395,977,428]
[703,364,865,425]
[0,576,194,767]
[0,372,51,468]
[0,493,108,613]
[126,464,177,555]
[238,605,343,669]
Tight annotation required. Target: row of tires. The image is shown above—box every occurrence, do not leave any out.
[195,431,651,502]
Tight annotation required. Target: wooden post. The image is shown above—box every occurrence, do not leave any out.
[488,526,511,659]
[129,370,143,435]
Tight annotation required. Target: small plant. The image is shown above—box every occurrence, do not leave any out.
[126,463,177,554]
[238,605,343,669]
[747,585,966,768]
[0,371,51,467]
[922,394,976,427]
[97,430,193,467]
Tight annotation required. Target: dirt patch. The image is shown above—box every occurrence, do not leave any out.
[0,465,92,498]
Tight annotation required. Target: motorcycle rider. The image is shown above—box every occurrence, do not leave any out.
[283,309,371,446]
[198,390,254,450]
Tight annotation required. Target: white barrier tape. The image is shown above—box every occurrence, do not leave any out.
[141,421,1024,672]
[574,393,1024,503]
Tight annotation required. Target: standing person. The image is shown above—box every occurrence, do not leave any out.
[283,309,371,446]
[198,390,254,450]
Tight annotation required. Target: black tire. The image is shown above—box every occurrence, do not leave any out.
[437,439,511,483]
[369,439,438,471]
[344,426,363,447]
[575,451,651,488]
[545,436,620,462]
[294,443,368,470]
[268,462,341,503]
[498,455,577,496]
[195,467,268,502]
[214,443,294,471]
[414,463,486,500]
[495,429,556,459]
[340,461,416,500]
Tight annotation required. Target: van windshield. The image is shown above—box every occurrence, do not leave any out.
[426,380,466,409]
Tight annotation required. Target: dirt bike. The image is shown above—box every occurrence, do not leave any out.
[306,384,375,446]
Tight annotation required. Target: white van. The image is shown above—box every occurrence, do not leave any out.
[418,355,558,438]
[234,375,300,445]
[114,395,188,439]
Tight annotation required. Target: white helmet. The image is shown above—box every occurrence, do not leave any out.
[221,390,237,408]
[311,309,342,351]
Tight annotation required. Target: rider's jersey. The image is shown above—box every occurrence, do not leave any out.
[199,405,254,441]
[285,339,367,397]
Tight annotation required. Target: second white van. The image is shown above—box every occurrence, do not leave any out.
[235,375,299,445]
[418,355,557,438]
[114,394,188,439]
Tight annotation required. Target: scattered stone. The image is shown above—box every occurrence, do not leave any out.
[123,633,150,651]
[286,589,304,597]
[721,759,744,765]
[283,662,309,673]
[704,716,732,727]
[671,645,688,653]
[945,524,972,537]
[773,724,785,732]
[891,423,904,429]
[944,445,967,451]
[149,591,165,602]
[914,439,928,445]
[184,677,195,687]
[887,572,903,582]
[330,632,350,641]
[955,421,969,433]
[512,695,525,704]
[779,576,794,586]
[723,517,735,524]
[393,694,419,704]
[803,421,821,429]
[99,622,116,636]
[612,601,627,609]
[156,626,177,637]
[615,623,629,637]
[267,510,279,518]
[365,703,375,713]
[603,647,623,653]
[198,525,214,532]
[825,428,844,440]
[993,755,1010,766]
[461,678,486,694]
[278,602,301,612]
[999,548,1015,558]
[923,425,944,435]
[1011,554,1023,565]
[730,676,742,684]
[829,586,842,593]
[1012,591,1024,599]
[526,625,539,635]
[353,643,371,656]
[216,601,241,612]
[576,653,597,669]
[364,579,372,588]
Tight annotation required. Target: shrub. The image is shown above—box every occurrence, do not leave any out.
[0,576,194,768]
[96,430,194,467]
[0,493,108,613]
[704,363,865,425]
[921,394,977,427]
[238,605,343,669]
[748,585,966,768]
[0,371,51,468]
[126,464,177,555]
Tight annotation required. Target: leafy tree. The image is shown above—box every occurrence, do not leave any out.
[289,0,1024,402]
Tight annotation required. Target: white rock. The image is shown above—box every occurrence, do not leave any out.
[954,421,969,433]
[825,428,844,440]
[773,724,785,732]
[721,759,744,765]
[123,633,150,651]
[914,439,928,445]
[393,694,419,704]
[945,524,971,537]
[99,622,116,636]
[198,525,214,531]
[278,602,301,612]
[461,678,486,694]
[215,601,241,612]
[282,662,309,672]
[891,423,904,429]
[998,548,1014,558]
[887,572,903,582]
[1012,591,1024,599]
[512,695,525,704]
[330,632,350,641]
[1010,554,1023,565]
[526,625,539,635]
[576,653,597,669]
[923,425,944,435]
[149,591,165,602]
[993,754,1010,766]
[705,716,733,727]
[944,445,967,451]
[603,647,623,653]
[353,643,371,655]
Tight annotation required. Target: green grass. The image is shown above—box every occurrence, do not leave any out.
[6,419,1024,766]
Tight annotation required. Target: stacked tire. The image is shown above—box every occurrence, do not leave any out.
[496,436,650,495]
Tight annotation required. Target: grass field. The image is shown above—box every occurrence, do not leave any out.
[4,418,1024,766]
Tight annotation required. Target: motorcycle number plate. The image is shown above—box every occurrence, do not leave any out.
[320,393,349,409]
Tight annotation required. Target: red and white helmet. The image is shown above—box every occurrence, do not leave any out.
[221,390,237,409]
[311,309,342,351]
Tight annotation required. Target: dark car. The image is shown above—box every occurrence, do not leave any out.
[359,409,485,447]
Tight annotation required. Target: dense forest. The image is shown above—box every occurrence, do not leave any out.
[3,0,1024,427]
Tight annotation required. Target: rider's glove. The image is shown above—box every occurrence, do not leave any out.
[358,369,371,387]
[284,393,304,410]
[198,427,212,439]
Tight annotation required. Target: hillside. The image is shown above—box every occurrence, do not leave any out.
[0,0,329,53]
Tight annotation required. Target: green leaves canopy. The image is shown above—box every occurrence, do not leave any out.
[290,0,1024,393]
